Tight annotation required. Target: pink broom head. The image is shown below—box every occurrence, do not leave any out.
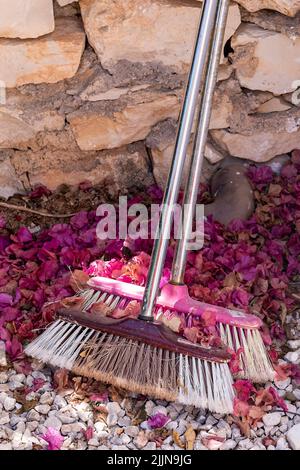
[88,276,262,329]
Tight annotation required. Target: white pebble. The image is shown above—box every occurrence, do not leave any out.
[53,395,67,408]
[61,423,84,434]
[120,434,131,445]
[107,413,118,427]
[27,410,40,421]
[44,416,62,430]
[0,443,12,450]
[0,342,7,367]
[287,403,297,418]
[4,396,16,411]
[275,378,291,390]
[206,415,218,426]
[31,371,47,380]
[287,423,300,450]
[238,439,252,450]
[118,416,131,427]
[276,436,290,450]
[293,389,300,400]
[220,439,237,450]
[284,351,299,363]
[145,400,156,416]
[288,340,300,350]
[35,404,50,415]
[125,426,139,438]
[0,412,9,425]
[151,405,167,416]
[106,402,121,415]
[0,372,8,384]
[262,412,282,427]
[39,392,54,405]
[27,421,39,432]
[94,421,106,433]
[143,442,157,450]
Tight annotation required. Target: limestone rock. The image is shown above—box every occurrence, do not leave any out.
[0,0,54,39]
[211,127,300,162]
[11,137,154,194]
[0,17,85,88]
[0,111,35,149]
[80,0,241,73]
[0,159,23,199]
[256,97,292,113]
[236,0,300,16]
[0,89,66,149]
[241,9,300,39]
[231,24,300,94]
[68,91,180,151]
[151,141,222,190]
[57,0,78,5]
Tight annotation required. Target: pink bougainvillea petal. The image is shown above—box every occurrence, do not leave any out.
[41,427,64,450]
[148,413,170,429]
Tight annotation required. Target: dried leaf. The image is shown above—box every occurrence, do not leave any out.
[14,390,39,413]
[173,431,185,449]
[109,386,127,403]
[132,403,147,426]
[185,425,196,450]
[161,315,181,333]
[262,436,276,447]
[223,272,240,288]
[53,368,69,390]
[69,270,89,292]
[235,416,251,438]
[60,295,84,310]
[248,405,265,423]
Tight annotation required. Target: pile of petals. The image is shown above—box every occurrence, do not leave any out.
[0,151,300,388]
[232,379,288,437]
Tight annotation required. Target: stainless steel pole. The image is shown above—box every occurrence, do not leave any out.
[171,0,230,285]
[139,0,219,320]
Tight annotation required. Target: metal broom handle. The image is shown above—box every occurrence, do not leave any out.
[139,0,219,321]
[171,0,230,285]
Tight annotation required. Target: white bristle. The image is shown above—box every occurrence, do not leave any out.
[178,354,234,413]
[217,322,274,383]
[75,287,275,384]
[25,320,235,414]
[80,289,122,313]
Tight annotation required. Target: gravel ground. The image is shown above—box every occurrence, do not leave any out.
[0,314,299,452]
[0,367,299,451]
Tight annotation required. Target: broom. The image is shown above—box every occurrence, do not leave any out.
[37,0,274,384]
[26,0,237,414]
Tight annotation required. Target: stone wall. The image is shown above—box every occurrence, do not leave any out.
[0,0,300,198]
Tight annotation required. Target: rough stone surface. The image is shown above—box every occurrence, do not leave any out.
[0,17,85,88]
[231,24,300,94]
[211,128,300,162]
[0,159,23,199]
[80,0,241,73]
[0,0,54,39]
[11,138,154,194]
[68,91,180,151]
[237,0,300,16]
[57,0,78,5]
[0,0,299,199]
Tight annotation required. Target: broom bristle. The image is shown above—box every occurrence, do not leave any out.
[76,288,274,383]
[25,318,234,414]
